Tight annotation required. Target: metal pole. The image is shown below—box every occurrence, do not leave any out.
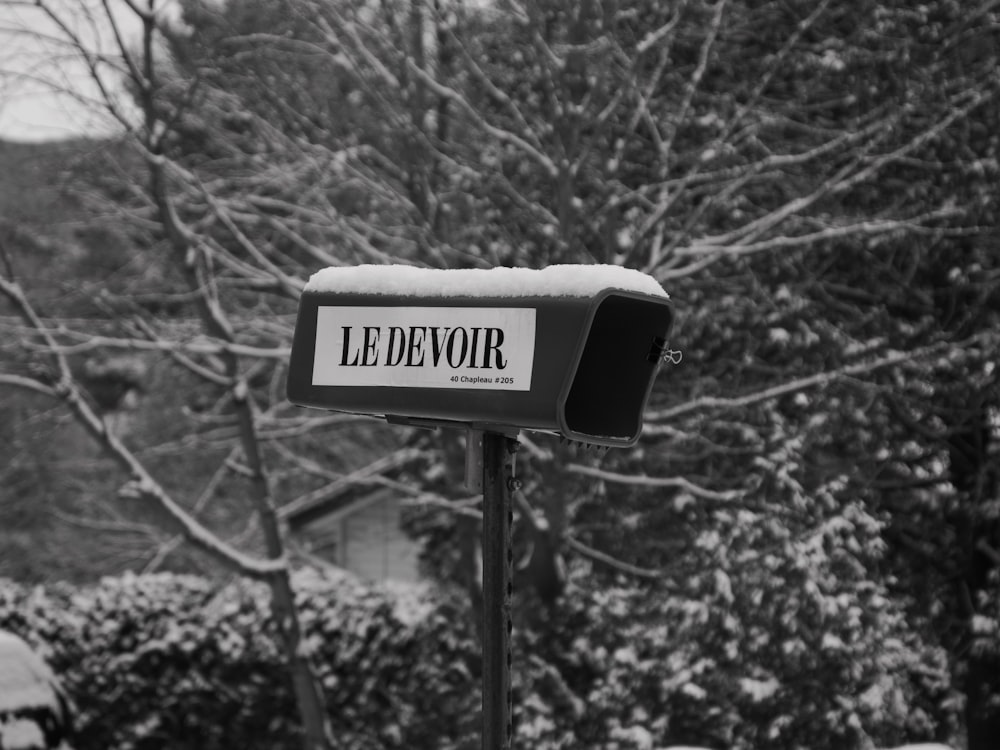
[482,431,514,750]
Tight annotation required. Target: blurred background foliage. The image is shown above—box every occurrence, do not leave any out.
[1,0,998,748]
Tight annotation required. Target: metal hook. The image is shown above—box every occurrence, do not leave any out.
[662,348,683,365]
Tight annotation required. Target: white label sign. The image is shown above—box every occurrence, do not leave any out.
[312,306,536,391]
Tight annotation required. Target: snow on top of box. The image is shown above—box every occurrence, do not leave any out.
[304,264,669,299]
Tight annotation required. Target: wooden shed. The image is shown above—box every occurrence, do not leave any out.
[286,487,421,583]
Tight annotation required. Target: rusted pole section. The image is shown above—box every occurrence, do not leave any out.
[482,431,514,750]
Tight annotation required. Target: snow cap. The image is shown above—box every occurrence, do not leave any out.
[304,264,669,299]
[0,630,61,713]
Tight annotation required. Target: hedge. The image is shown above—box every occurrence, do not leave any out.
[0,564,955,750]
[0,569,480,750]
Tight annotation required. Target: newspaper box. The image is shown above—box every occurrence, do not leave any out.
[287,265,674,447]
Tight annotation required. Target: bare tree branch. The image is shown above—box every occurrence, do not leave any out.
[647,333,998,422]
[0,373,58,398]
[564,535,667,580]
[0,275,288,579]
[565,463,742,502]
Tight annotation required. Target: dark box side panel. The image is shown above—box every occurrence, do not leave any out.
[560,293,674,444]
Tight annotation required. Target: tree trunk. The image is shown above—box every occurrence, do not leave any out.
[150,161,334,750]
[267,571,335,750]
[946,397,1000,750]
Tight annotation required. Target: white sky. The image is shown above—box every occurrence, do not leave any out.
[0,0,152,142]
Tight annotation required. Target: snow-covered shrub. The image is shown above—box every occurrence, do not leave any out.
[506,550,958,750]
[0,554,959,750]
[0,570,479,750]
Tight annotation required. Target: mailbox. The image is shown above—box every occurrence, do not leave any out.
[286,265,674,447]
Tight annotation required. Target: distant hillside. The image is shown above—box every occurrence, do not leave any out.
[0,136,201,583]
[0,138,93,223]
[0,138,401,585]
[0,136,177,318]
